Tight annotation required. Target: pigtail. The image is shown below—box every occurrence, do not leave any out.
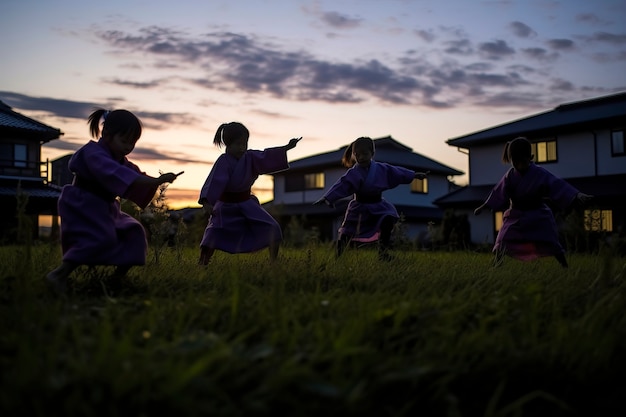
[501,141,512,164]
[88,108,107,139]
[213,123,226,148]
[341,143,356,168]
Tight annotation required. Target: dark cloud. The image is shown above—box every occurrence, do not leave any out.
[549,79,575,92]
[320,11,362,29]
[130,146,207,164]
[588,31,626,45]
[521,47,559,61]
[478,40,515,60]
[443,39,473,55]
[0,91,95,118]
[414,29,435,43]
[105,78,163,89]
[510,21,536,38]
[546,38,575,51]
[576,13,604,25]
[0,91,201,132]
[65,25,616,112]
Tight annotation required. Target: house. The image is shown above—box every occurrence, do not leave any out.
[436,91,626,247]
[265,136,464,243]
[0,100,63,242]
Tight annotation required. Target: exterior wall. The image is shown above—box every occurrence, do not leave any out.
[468,145,508,186]
[467,129,626,186]
[595,128,626,176]
[470,210,496,245]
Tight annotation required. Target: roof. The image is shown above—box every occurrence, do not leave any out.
[434,174,626,208]
[285,136,463,176]
[0,100,63,142]
[447,91,626,149]
[0,183,62,199]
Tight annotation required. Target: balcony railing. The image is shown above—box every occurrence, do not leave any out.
[0,159,49,182]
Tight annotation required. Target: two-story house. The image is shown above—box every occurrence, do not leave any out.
[435,91,626,246]
[265,136,464,243]
[0,100,63,242]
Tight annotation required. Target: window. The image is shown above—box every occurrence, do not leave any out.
[611,130,625,156]
[494,211,503,232]
[584,209,613,232]
[410,178,428,193]
[285,172,324,192]
[0,143,28,167]
[530,140,557,163]
[304,173,324,189]
[14,144,27,168]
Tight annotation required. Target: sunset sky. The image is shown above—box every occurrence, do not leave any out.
[1,0,625,208]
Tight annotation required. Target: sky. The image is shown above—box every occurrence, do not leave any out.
[1,0,625,209]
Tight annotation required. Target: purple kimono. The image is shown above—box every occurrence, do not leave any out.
[482,163,579,260]
[322,160,415,241]
[199,147,289,253]
[58,139,156,266]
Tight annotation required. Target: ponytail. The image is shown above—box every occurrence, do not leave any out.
[88,108,108,139]
[87,108,141,140]
[213,122,249,148]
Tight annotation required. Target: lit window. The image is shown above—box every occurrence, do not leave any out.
[304,173,324,189]
[411,178,428,193]
[584,209,613,232]
[612,130,625,156]
[494,211,503,231]
[530,140,557,163]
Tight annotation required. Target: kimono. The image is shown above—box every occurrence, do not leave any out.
[199,147,289,253]
[58,139,157,266]
[321,160,415,241]
[481,163,579,261]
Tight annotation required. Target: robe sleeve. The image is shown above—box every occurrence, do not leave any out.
[322,167,361,203]
[250,147,289,175]
[544,168,579,210]
[382,163,416,187]
[199,155,230,205]
[483,168,512,211]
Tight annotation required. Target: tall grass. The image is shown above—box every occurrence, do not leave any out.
[0,244,624,417]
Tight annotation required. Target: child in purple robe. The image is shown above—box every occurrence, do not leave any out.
[46,108,182,293]
[198,122,301,264]
[314,136,428,261]
[474,136,593,267]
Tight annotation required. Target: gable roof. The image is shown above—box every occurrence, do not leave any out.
[285,135,463,176]
[0,100,63,142]
[447,91,626,149]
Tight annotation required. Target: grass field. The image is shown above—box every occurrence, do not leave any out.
[1,243,624,417]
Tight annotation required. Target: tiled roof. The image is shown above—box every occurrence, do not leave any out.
[285,136,464,176]
[0,100,63,142]
[0,184,62,198]
[447,91,626,148]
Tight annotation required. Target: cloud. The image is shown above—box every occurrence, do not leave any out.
[546,38,576,51]
[0,91,200,131]
[0,91,95,119]
[521,47,559,61]
[320,11,362,29]
[510,21,536,38]
[477,40,516,60]
[587,31,626,45]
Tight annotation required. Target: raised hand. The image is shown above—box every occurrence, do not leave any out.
[313,197,334,208]
[286,137,302,150]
